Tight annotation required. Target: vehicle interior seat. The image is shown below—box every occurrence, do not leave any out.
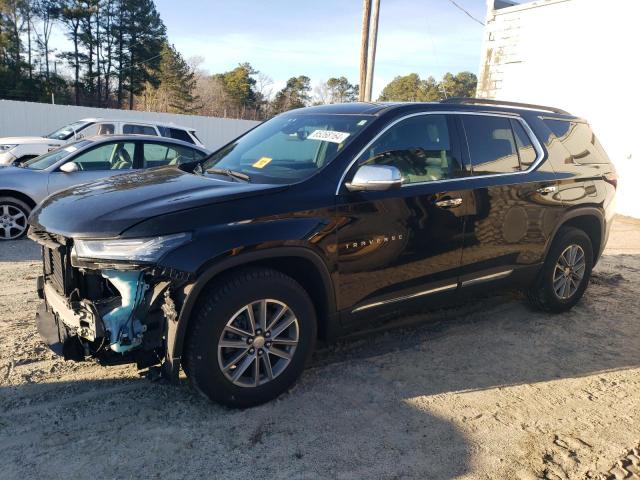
[111,145,133,170]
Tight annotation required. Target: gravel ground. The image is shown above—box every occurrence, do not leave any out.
[1,216,639,480]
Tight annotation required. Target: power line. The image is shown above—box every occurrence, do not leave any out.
[446,0,485,26]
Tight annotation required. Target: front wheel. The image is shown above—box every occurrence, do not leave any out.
[184,268,317,408]
[527,226,593,312]
[0,196,31,240]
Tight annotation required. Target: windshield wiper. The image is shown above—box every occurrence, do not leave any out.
[205,167,250,183]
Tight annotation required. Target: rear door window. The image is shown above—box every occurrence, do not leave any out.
[462,115,521,175]
[123,124,158,136]
[142,143,203,167]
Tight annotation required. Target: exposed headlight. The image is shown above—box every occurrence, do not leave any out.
[0,144,17,152]
[72,233,191,263]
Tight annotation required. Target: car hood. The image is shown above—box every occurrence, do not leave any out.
[30,167,287,238]
[0,136,64,145]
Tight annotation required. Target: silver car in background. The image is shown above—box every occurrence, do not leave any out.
[0,135,209,240]
[0,117,206,165]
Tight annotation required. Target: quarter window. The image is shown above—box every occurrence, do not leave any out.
[359,114,463,184]
[123,124,157,136]
[462,115,521,175]
[511,120,537,168]
[168,128,195,144]
[543,119,607,164]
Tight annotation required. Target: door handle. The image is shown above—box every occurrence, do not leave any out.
[537,185,557,194]
[434,198,463,208]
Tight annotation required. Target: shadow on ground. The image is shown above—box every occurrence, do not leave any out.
[1,253,639,479]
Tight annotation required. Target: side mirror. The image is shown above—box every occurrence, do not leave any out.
[59,162,79,173]
[346,164,403,192]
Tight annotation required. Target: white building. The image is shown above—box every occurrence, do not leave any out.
[476,0,640,217]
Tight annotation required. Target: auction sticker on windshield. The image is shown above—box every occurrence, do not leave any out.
[252,156,272,168]
[307,130,351,144]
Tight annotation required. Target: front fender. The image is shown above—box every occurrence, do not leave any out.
[157,219,338,382]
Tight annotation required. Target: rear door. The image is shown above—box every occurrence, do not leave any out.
[457,113,564,287]
[335,113,471,318]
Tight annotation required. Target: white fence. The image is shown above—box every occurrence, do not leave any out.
[0,100,260,150]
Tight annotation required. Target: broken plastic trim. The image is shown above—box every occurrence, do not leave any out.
[101,270,148,353]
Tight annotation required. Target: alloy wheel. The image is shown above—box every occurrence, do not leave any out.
[217,299,299,388]
[0,204,28,240]
[552,244,586,300]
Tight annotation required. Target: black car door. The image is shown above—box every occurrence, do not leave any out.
[335,113,473,321]
[456,113,564,288]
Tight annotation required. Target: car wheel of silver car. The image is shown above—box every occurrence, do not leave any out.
[185,267,317,408]
[0,196,31,240]
[527,226,593,312]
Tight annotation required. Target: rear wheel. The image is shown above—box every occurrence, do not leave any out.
[0,196,31,240]
[184,268,317,408]
[527,226,593,312]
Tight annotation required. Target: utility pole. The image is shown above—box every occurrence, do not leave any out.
[364,0,380,102]
[358,0,371,101]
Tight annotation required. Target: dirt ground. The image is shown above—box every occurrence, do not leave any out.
[1,217,639,480]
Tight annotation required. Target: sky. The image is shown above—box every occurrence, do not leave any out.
[51,0,489,100]
[154,0,487,98]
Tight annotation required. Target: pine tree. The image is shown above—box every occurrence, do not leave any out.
[138,42,198,113]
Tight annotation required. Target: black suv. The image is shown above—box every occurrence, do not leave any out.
[29,99,617,407]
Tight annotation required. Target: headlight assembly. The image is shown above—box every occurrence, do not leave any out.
[72,232,191,263]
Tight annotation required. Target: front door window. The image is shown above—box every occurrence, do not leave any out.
[67,142,135,171]
[359,114,464,183]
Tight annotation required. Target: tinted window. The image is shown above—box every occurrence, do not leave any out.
[123,124,157,136]
[511,120,537,168]
[69,142,135,171]
[360,114,462,183]
[462,115,520,175]
[543,119,607,164]
[143,143,201,167]
[169,128,195,144]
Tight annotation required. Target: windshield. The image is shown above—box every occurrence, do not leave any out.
[46,121,94,140]
[23,140,92,170]
[202,113,372,184]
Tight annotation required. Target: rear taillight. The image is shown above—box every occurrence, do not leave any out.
[603,171,618,189]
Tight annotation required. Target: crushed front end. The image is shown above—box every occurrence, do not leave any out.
[29,229,191,374]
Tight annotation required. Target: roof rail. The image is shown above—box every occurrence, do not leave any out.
[440,97,571,115]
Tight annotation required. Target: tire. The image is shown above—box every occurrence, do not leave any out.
[527,226,593,312]
[0,196,31,240]
[184,267,317,408]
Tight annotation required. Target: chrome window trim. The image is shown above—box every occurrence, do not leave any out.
[460,269,513,287]
[336,110,545,195]
[351,283,457,313]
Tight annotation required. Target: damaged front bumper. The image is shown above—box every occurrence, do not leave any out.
[31,230,191,374]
